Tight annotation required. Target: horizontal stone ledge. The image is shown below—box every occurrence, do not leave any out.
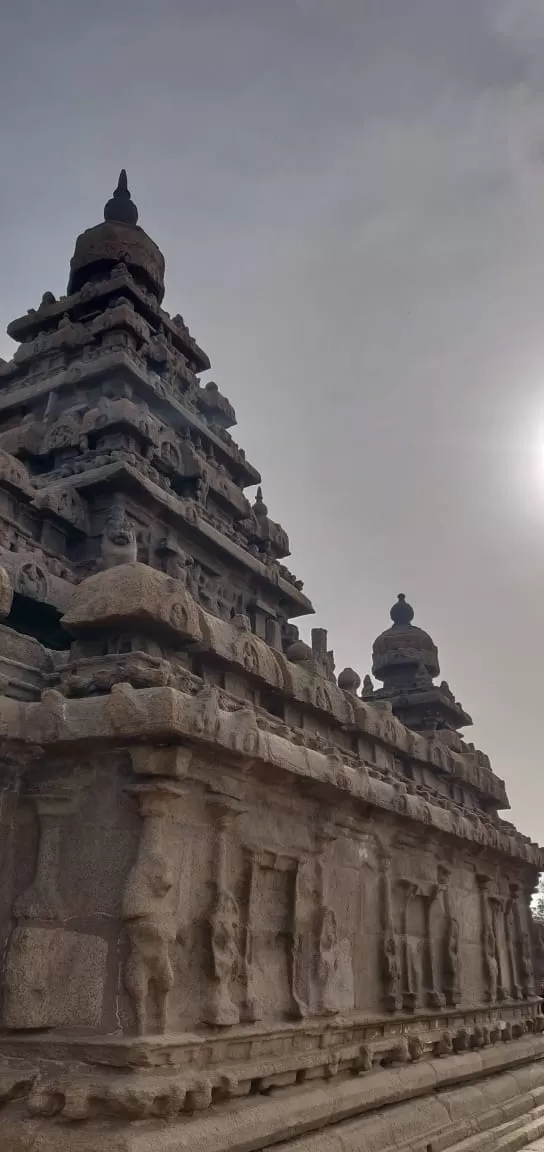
[2,1001,541,1071]
[0,1037,540,1152]
[3,683,539,866]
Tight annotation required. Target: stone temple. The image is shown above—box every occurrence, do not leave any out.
[0,173,542,1152]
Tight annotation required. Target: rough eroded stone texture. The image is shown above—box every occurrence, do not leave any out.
[3,927,107,1029]
[0,172,540,1151]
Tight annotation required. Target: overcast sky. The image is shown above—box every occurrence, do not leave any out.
[1,0,544,842]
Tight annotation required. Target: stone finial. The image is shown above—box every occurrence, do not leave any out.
[104,170,139,227]
[390,593,414,627]
[254,487,268,518]
[286,638,312,664]
[338,667,361,695]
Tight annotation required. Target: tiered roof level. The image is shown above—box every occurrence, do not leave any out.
[0,171,311,653]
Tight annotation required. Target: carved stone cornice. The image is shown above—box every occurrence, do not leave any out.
[1,683,536,868]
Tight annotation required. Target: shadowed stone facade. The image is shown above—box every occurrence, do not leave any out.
[0,173,541,1151]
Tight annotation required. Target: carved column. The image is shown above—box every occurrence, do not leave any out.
[381,857,402,1012]
[512,884,536,998]
[427,882,446,1010]
[243,849,260,1022]
[122,779,186,1037]
[315,826,340,1016]
[202,791,245,1027]
[477,874,498,1003]
[3,780,104,1031]
[15,791,79,921]
[488,896,510,1002]
[440,867,461,1007]
[504,891,522,1000]
[400,880,421,1012]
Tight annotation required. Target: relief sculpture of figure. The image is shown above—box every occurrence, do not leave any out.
[443,917,461,1006]
[383,930,402,1012]
[519,931,536,998]
[483,924,498,1003]
[405,938,422,1010]
[317,907,339,1015]
[123,847,176,1036]
[204,890,240,1026]
[505,901,522,1000]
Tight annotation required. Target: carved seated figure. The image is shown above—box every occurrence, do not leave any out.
[101,506,137,569]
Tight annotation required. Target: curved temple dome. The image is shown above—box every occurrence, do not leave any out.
[68,169,166,301]
[369,594,472,733]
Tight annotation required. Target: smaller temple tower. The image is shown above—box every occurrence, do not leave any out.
[365,593,472,734]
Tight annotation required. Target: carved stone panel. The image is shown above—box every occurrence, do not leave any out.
[242,849,308,1023]
[3,926,107,1029]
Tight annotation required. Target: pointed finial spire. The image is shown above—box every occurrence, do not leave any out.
[254,486,268,516]
[104,169,139,226]
[390,593,414,626]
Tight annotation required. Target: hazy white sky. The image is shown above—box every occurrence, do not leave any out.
[1,0,544,841]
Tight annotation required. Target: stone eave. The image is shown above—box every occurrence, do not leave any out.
[61,461,313,617]
[1,683,540,868]
[6,272,211,372]
[0,349,260,488]
[375,687,473,729]
[0,547,74,614]
[57,562,503,809]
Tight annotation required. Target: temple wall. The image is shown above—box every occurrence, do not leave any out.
[0,744,537,1039]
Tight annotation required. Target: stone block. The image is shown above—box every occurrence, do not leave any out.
[3,927,107,1029]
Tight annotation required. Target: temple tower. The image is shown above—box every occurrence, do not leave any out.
[365,593,472,734]
[0,176,540,1152]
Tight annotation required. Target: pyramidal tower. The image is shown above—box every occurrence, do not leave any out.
[0,175,541,1152]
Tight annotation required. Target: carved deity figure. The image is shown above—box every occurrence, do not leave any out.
[101,505,137,569]
[204,890,240,1026]
[483,925,499,1003]
[405,939,422,1007]
[519,931,536,998]
[123,846,175,1036]
[443,917,461,1006]
[317,907,339,1015]
[383,930,402,1011]
[505,901,522,999]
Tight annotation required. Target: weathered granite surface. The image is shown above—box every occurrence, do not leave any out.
[0,172,541,1151]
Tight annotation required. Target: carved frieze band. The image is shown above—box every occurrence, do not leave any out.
[13,684,539,867]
